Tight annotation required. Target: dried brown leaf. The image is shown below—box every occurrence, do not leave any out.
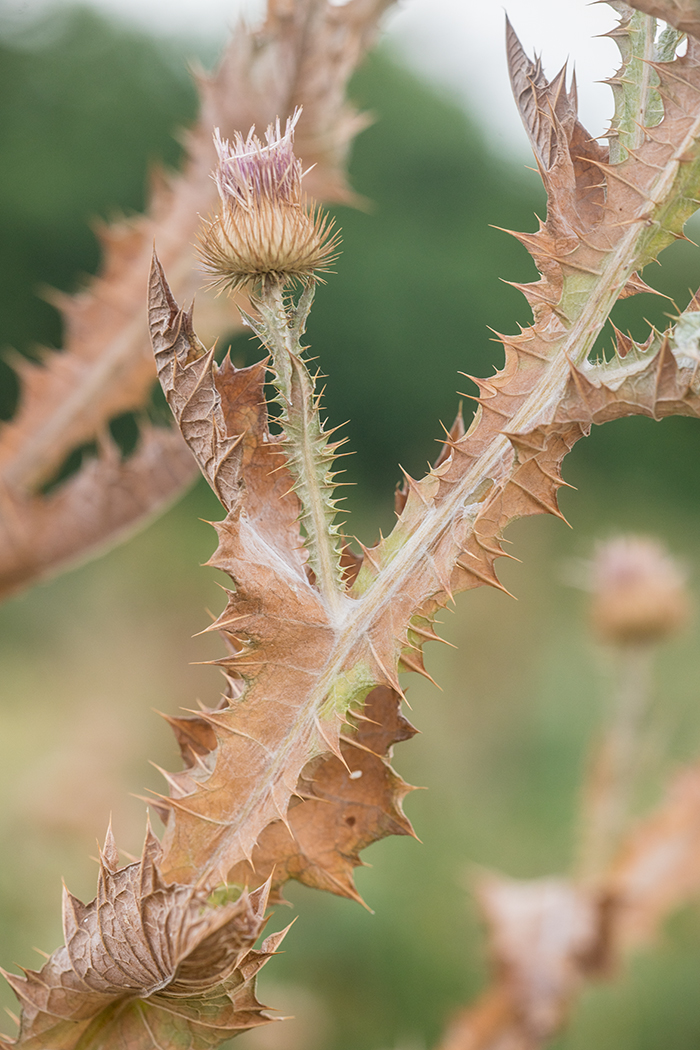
[628,0,700,37]
[0,427,196,602]
[149,260,347,885]
[160,687,416,904]
[506,19,607,225]
[148,261,422,897]
[226,686,417,903]
[353,23,700,650]
[1,827,286,1050]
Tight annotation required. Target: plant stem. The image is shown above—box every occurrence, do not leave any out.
[578,643,655,881]
[258,280,344,619]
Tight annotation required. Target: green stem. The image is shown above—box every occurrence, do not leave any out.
[258,281,344,618]
[609,6,657,164]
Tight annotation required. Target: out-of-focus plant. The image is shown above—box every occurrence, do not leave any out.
[580,536,691,877]
[436,534,700,1050]
[7,1,700,1048]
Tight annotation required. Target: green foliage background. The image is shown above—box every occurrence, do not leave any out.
[2,7,700,1050]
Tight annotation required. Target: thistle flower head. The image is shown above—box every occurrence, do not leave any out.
[199,108,340,293]
[588,535,690,646]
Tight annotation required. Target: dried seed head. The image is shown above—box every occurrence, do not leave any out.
[588,536,691,646]
[199,109,340,293]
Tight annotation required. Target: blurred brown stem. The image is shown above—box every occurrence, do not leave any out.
[578,643,655,881]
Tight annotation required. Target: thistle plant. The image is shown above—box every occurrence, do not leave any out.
[7,1,700,1048]
[578,537,691,878]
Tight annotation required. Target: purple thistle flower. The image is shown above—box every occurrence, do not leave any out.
[213,110,303,209]
[199,108,340,293]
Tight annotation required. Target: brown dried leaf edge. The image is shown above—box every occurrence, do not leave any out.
[0,428,195,603]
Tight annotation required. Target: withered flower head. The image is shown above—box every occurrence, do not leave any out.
[199,108,340,293]
[588,535,691,646]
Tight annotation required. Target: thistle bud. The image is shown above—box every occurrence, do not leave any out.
[588,536,690,646]
[199,108,340,293]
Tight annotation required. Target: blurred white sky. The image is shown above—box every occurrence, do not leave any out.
[3,0,623,153]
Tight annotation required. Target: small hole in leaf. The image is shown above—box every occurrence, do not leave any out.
[0,357,19,421]
[40,440,98,494]
[109,412,140,458]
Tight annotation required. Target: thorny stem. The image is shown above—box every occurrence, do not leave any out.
[258,280,344,619]
[182,28,700,885]
[330,91,700,690]
[578,643,655,881]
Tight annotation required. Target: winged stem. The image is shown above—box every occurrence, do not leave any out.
[254,280,346,617]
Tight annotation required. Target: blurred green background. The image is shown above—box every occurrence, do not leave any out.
[2,6,700,1049]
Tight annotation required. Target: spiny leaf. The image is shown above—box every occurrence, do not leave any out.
[352,20,700,635]
[0,0,393,602]
[149,257,421,898]
[1,827,286,1050]
[0,427,196,603]
[203,686,417,905]
[148,255,303,541]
